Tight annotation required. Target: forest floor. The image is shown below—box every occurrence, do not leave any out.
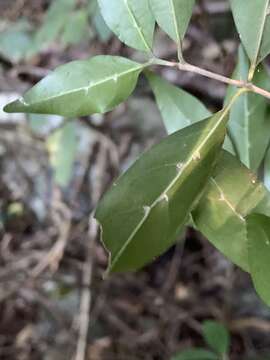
[1,1,270,359]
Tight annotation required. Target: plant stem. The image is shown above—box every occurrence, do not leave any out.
[152,58,270,101]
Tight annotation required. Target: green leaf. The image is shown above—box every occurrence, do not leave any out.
[146,72,211,134]
[171,348,218,360]
[202,321,230,355]
[98,0,155,52]
[193,151,270,272]
[149,0,195,44]
[4,56,145,117]
[93,7,112,42]
[146,72,235,155]
[225,46,270,172]
[47,121,77,187]
[0,23,32,62]
[95,111,228,273]
[61,10,89,46]
[230,0,270,68]
[247,214,270,306]
[32,0,75,50]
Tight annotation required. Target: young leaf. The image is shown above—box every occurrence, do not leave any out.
[226,46,270,172]
[95,111,228,273]
[247,214,270,306]
[150,0,195,46]
[47,121,77,187]
[202,321,230,355]
[230,0,270,70]
[171,348,218,360]
[146,72,211,134]
[98,0,155,52]
[193,151,270,272]
[4,56,145,117]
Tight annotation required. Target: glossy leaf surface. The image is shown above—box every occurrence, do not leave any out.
[247,214,270,306]
[230,0,270,66]
[146,72,211,134]
[202,321,230,355]
[193,151,270,272]
[226,46,270,172]
[98,0,155,52]
[4,56,144,117]
[150,0,195,44]
[95,111,228,273]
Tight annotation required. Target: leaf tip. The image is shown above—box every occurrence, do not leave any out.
[3,98,27,113]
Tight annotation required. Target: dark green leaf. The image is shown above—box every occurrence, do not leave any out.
[225,46,270,172]
[193,151,270,272]
[95,111,228,273]
[150,0,195,44]
[202,321,230,355]
[230,0,270,68]
[98,0,155,52]
[247,214,270,306]
[171,348,218,360]
[4,56,145,117]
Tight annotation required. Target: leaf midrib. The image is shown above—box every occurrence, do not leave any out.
[123,0,151,52]
[110,111,228,270]
[169,0,180,43]
[253,0,270,65]
[20,63,143,107]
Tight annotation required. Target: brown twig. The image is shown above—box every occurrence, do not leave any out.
[154,58,270,101]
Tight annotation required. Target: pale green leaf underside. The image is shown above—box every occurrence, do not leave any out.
[98,0,155,52]
[225,46,270,172]
[247,214,270,306]
[150,0,195,43]
[95,112,228,273]
[193,151,270,272]
[146,71,211,134]
[4,56,144,117]
[230,0,270,65]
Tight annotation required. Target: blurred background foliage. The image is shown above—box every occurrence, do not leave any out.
[1,1,270,360]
